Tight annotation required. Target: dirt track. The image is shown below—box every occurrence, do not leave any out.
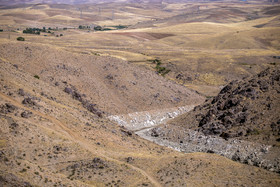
[0,91,162,187]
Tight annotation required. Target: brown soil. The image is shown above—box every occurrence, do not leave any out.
[0,40,279,186]
[111,32,174,41]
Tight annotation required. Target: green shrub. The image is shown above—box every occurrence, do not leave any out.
[34,75,40,79]
[153,59,170,76]
[94,26,102,31]
[114,25,127,29]
[23,28,41,35]
[17,37,25,41]
[103,28,112,31]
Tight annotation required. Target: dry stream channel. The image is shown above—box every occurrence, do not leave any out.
[109,106,280,173]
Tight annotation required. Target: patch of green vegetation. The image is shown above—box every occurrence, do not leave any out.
[91,52,100,56]
[94,26,102,31]
[239,63,256,66]
[23,28,41,35]
[148,58,161,64]
[34,75,40,79]
[17,37,25,41]
[79,25,88,29]
[151,59,171,76]
[103,28,113,31]
[111,25,128,29]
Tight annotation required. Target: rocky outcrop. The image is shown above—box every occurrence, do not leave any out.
[195,68,280,142]
[138,67,280,173]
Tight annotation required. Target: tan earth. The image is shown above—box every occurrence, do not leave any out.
[0,0,280,186]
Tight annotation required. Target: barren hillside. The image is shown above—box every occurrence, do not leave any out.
[0,41,203,115]
[1,40,280,187]
[142,67,280,173]
[0,1,280,186]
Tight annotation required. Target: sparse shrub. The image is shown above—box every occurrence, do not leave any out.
[92,52,100,56]
[114,25,127,29]
[94,26,102,31]
[20,168,27,173]
[34,75,40,79]
[17,37,25,41]
[60,34,63,36]
[149,58,161,64]
[152,59,171,76]
[103,28,112,31]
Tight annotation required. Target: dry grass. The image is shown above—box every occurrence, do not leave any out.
[0,1,280,186]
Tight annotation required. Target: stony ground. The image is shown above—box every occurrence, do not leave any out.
[0,1,280,186]
[141,67,280,173]
[0,40,280,186]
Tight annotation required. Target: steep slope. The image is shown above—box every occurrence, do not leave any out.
[0,41,204,115]
[143,67,280,173]
[169,67,280,144]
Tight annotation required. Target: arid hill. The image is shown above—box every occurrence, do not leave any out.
[163,67,280,144]
[0,1,280,186]
[144,67,280,173]
[0,41,203,115]
[1,40,280,186]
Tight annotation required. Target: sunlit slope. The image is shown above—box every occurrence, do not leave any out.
[0,37,280,187]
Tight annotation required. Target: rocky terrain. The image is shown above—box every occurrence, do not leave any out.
[1,40,280,186]
[0,41,203,115]
[0,0,280,186]
[139,67,280,173]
